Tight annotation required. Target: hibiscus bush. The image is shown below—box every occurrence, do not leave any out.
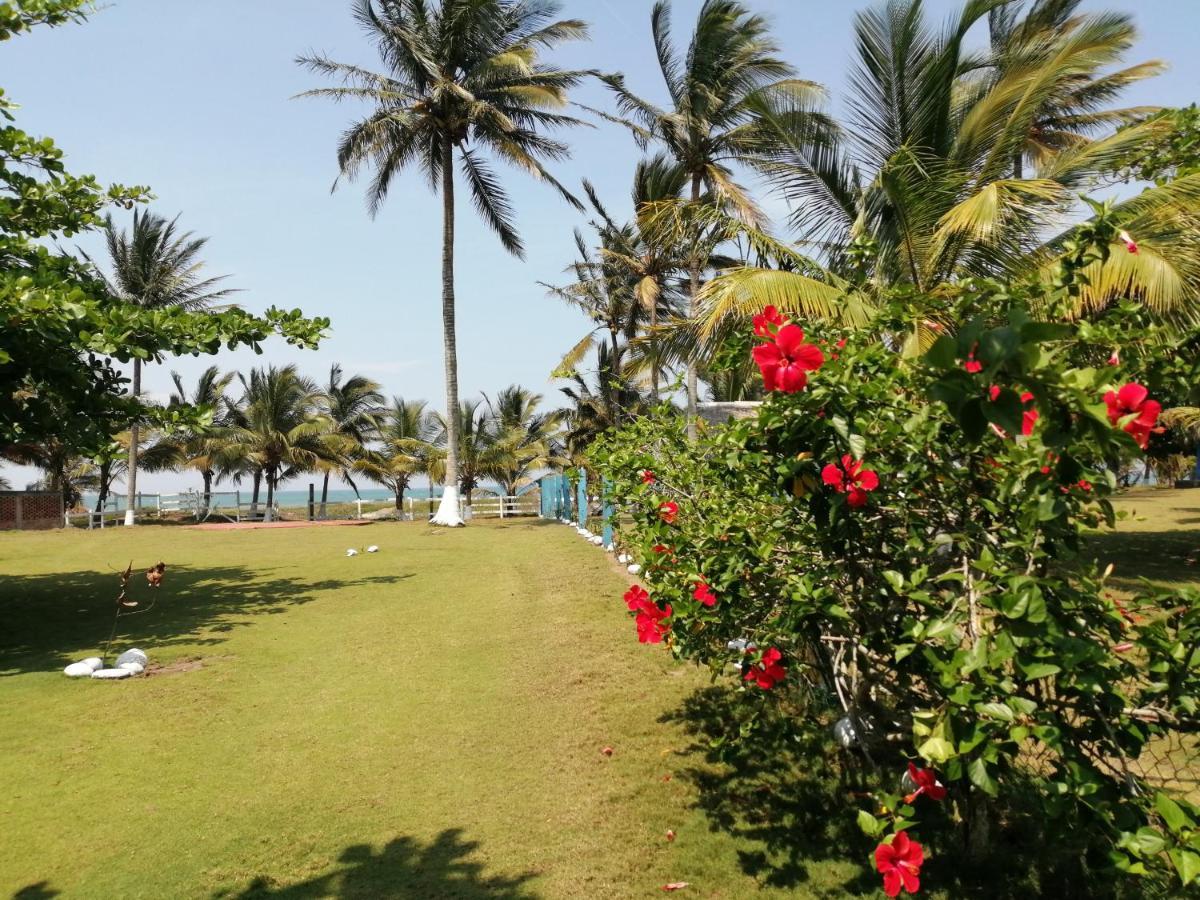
[592,248,1200,896]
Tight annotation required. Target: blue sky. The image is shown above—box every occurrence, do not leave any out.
[5,0,1198,492]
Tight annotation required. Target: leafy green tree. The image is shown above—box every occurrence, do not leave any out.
[598,0,808,434]
[87,210,234,524]
[298,0,590,526]
[314,363,386,518]
[0,2,327,484]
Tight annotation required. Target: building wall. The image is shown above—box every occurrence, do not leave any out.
[0,491,64,530]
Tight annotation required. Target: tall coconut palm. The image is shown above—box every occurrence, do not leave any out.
[483,384,567,496]
[314,364,386,518]
[702,0,1196,344]
[88,210,234,525]
[355,397,435,513]
[298,0,591,526]
[559,342,648,462]
[598,0,811,435]
[225,365,329,521]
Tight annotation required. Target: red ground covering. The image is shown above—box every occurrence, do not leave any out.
[184,519,375,531]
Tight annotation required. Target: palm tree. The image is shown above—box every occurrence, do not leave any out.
[314,364,386,518]
[598,0,808,434]
[559,342,648,462]
[3,440,99,510]
[297,0,591,526]
[225,365,329,521]
[700,0,1196,344]
[141,367,237,511]
[483,384,567,496]
[430,399,519,509]
[355,397,435,515]
[88,210,233,525]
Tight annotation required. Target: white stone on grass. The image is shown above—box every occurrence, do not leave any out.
[118,662,145,675]
[91,668,133,680]
[617,554,630,564]
[346,548,358,557]
[115,648,148,669]
[81,657,102,671]
[627,564,642,575]
[64,662,94,677]
[591,536,603,545]
[366,545,379,553]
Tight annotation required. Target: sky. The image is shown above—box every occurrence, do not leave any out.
[4,0,1198,493]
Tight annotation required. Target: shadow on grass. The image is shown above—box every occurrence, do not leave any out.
[216,829,537,899]
[1083,528,1200,587]
[11,883,58,899]
[0,563,412,676]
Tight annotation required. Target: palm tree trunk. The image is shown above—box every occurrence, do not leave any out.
[319,471,330,519]
[95,459,111,514]
[650,288,660,403]
[432,133,464,526]
[124,357,141,525]
[265,469,275,522]
[202,470,212,513]
[686,173,702,441]
[251,468,262,516]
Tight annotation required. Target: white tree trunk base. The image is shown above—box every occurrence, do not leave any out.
[123,509,136,526]
[430,486,465,527]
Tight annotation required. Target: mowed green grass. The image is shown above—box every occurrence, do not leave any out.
[0,520,862,899]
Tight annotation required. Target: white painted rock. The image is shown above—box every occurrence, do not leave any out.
[617,554,630,564]
[64,662,94,677]
[346,548,358,557]
[91,668,132,680]
[118,662,145,674]
[627,564,642,575]
[81,657,103,672]
[591,536,604,545]
[115,648,148,669]
[366,545,379,553]
[604,544,614,553]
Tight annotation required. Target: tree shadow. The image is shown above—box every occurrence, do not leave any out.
[0,563,413,676]
[215,829,537,899]
[11,883,59,900]
[1083,528,1200,587]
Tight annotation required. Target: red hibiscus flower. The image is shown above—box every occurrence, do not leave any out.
[752,305,785,337]
[692,581,717,607]
[1104,383,1162,449]
[904,763,947,804]
[752,324,825,393]
[635,602,672,644]
[875,832,924,898]
[987,386,1039,437]
[1107,348,1120,367]
[1119,229,1138,254]
[822,455,880,508]
[744,647,786,689]
[624,585,650,611]
[964,344,983,373]
[641,469,656,484]
[658,501,679,524]
[652,544,670,555]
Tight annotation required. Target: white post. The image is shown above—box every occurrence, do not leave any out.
[356,499,364,519]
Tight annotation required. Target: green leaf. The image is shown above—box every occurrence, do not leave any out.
[1157,793,1189,833]
[918,736,955,764]
[977,702,1015,722]
[925,335,958,369]
[1018,661,1061,680]
[857,810,883,837]
[1170,849,1200,886]
[968,757,999,796]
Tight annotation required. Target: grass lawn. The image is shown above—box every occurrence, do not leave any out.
[3,492,1197,899]
[0,519,865,900]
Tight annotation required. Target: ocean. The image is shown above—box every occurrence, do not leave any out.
[81,485,514,511]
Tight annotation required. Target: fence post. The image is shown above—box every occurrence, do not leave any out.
[308,483,315,521]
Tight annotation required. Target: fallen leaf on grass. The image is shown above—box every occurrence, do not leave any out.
[666,830,676,842]
[661,882,689,892]
[601,746,614,756]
